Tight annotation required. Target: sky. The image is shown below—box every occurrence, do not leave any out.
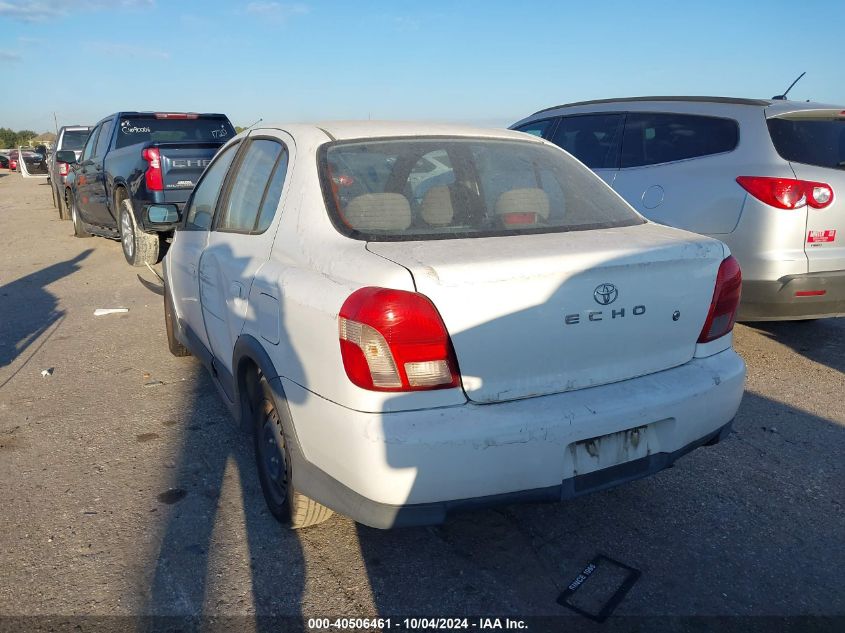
[1,0,843,133]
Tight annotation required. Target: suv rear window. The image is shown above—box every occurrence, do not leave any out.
[767,116,845,170]
[115,115,235,149]
[621,113,739,168]
[320,137,644,241]
[60,129,90,151]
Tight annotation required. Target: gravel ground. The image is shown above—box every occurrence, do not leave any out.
[0,174,842,631]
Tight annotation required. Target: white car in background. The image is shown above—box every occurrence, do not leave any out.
[155,122,746,529]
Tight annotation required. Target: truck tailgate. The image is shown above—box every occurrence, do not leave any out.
[156,142,224,190]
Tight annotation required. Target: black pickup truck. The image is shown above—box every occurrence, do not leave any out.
[60,111,235,266]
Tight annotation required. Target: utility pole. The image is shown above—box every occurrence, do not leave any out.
[53,112,59,135]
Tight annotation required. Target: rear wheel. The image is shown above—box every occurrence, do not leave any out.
[253,376,333,529]
[70,193,91,238]
[120,199,160,267]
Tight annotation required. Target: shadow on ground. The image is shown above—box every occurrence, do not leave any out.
[745,318,845,373]
[0,249,92,372]
[139,362,308,632]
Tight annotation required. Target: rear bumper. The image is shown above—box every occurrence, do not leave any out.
[738,270,845,321]
[279,349,746,529]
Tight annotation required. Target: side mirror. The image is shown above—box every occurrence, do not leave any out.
[55,150,77,164]
[146,204,181,225]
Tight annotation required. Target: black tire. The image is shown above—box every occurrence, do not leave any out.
[58,187,70,220]
[69,193,92,238]
[120,198,160,267]
[164,282,191,357]
[253,376,333,529]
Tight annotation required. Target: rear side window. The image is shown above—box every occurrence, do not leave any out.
[81,126,100,162]
[60,129,90,151]
[621,113,738,168]
[767,117,845,169]
[184,142,240,230]
[548,114,623,169]
[320,137,644,241]
[93,119,113,158]
[115,115,235,149]
[513,119,554,138]
[218,139,286,233]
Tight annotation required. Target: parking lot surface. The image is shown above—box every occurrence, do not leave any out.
[0,174,843,629]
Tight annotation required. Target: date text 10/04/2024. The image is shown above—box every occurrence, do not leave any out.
[307,618,529,630]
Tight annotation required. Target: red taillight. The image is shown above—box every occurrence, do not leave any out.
[142,147,163,191]
[698,256,742,344]
[338,287,460,392]
[58,162,69,177]
[736,176,834,210]
[9,160,16,170]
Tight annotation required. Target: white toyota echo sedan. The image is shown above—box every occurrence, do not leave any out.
[155,122,746,529]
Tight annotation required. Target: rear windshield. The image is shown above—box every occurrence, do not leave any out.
[60,129,90,151]
[767,116,845,169]
[320,137,644,241]
[115,115,234,149]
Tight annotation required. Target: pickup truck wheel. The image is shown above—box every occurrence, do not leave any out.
[120,199,160,267]
[164,281,191,357]
[70,194,91,238]
[253,376,333,529]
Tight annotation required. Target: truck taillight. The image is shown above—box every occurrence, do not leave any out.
[338,287,460,392]
[736,176,834,209]
[698,256,742,344]
[142,147,163,191]
[58,162,69,177]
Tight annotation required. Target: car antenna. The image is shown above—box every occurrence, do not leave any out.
[772,72,806,100]
[245,117,263,131]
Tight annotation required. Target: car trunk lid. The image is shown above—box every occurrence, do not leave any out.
[368,223,724,403]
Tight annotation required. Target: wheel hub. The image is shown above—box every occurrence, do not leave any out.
[260,414,288,501]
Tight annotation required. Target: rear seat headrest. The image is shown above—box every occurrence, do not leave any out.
[420,186,454,226]
[494,188,550,219]
[344,193,412,231]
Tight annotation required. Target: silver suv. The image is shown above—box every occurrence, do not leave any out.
[511,97,845,321]
[48,125,92,220]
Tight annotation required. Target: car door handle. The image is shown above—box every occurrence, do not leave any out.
[230,282,243,299]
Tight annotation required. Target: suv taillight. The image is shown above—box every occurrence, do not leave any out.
[698,256,742,344]
[339,287,460,392]
[58,162,69,177]
[142,147,163,191]
[736,176,834,209]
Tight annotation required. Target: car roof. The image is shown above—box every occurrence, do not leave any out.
[529,96,845,117]
[532,96,772,115]
[258,121,546,143]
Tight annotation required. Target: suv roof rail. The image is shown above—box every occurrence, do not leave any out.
[532,96,772,115]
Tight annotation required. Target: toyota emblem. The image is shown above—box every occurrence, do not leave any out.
[594,283,618,305]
